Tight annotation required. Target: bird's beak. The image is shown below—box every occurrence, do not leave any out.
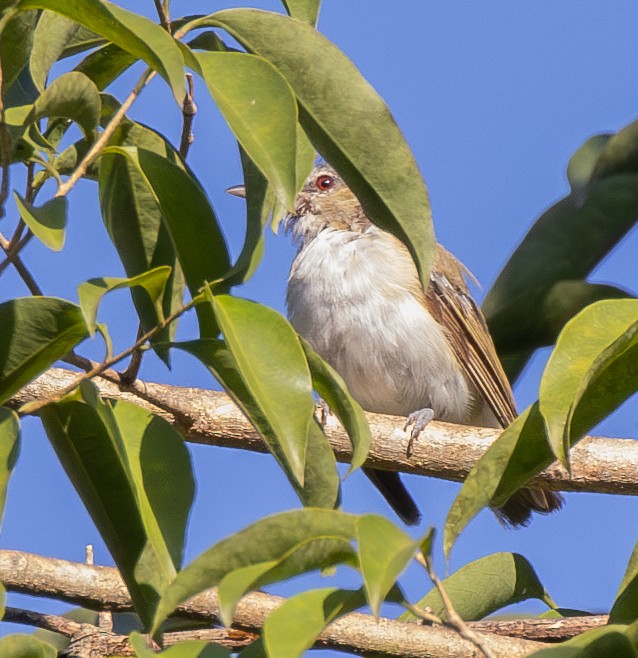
[225,185,246,198]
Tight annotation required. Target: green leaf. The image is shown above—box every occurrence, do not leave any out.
[40,385,194,627]
[356,515,415,616]
[540,299,638,467]
[100,146,230,339]
[223,146,274,287]
[404,552,551,622]
[30,10,80,91]
[0,297,88,406]
[527,625,637,657]
[6,71,101,138]
[78,266,171,335]
[444,404,547,556]
[611,540,638,623]
[96,119,187,361]
[280,0,321,26]
[217,561,279,627]
[263,588,365,658]
[74,42,137,91]
[566,134,612,195]
[0,635,57,657]
[0,408,20,531]
[175,338,340,510]
[301,338,371,475]
[198,8,435,290]
[484,120,638,381]
[0,10,36,91]
[210,294,315,486]
[152,509,357,633]
[17,0,186,104]
[13,193,66,251]
[196,52,298,209]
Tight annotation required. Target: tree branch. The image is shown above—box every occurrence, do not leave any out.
[0,550,546,657]
[11,367,638,497]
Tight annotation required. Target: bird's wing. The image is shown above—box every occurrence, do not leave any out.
[424,245,517,427]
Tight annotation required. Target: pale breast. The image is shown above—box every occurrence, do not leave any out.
[287,228,473,421]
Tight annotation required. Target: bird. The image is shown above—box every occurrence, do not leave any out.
[229,163,563,526]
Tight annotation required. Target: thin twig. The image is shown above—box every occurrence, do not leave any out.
[153,0,171,33]
[416,553,498,658]
[20,297,199,415]
[0,229,33,276]
[54,68,156,199]
[0,231,42,294]
[119,324,145,385]
[179,73,197,159]
[3,606,88,638]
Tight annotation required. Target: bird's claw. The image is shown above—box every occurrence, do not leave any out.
[317,398,331,429]
[404,408,435,457]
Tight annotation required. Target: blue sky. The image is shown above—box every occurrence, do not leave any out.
[2,0,638,651]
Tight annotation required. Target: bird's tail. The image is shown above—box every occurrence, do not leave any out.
[495,485,564,527]
[363,468,421,526]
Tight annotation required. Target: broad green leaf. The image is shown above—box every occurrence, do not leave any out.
[13,193,66,251]
[175,338,340,510]
[96,124,186,362]
[101,146,230,339]
[6,71,101,138]
[484,120,638,381]
[40,384,194,627]
[528,625,637,657]
[59,24,105,58]
[301,338,371,474]
[540,299,638,467]
[30,10,79,91]
[197,8,435,289]
[263,588,365,658]
[295,121,315,196]
[566,134,612,195]
[217,561,278,627]
[152,509,357,633]
[0,10,36,91]
[356,515,415,616]
[0,297,88,406]
[611,540,638,623]
[211,294,314,485]
[404,552,551,622]
[223,146,275,287]
[444,404,549,556]
[75,42,137,91]
[0,408,20,531]
[78,266,171,335]
[0,635,56,657]
[280,0,321,26]
[497,278,631,384]
[131,631,231,658]
[196,52,297,209]
[591,120,638,183]
[18,0,186,104]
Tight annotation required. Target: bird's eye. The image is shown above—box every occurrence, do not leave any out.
[315,175,335,191]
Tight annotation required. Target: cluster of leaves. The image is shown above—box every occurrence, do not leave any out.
[0,0,638,656]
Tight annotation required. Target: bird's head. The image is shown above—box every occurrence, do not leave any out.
[227,163,371,247]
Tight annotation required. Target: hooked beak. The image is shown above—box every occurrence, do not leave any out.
[225,184,246,198]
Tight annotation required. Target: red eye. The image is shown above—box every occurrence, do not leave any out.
[315,175,335,190]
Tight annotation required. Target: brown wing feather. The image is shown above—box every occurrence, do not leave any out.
[425,245,517,428]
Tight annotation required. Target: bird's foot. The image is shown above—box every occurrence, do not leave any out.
[404,408,435,457]
[316,398,331,429]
